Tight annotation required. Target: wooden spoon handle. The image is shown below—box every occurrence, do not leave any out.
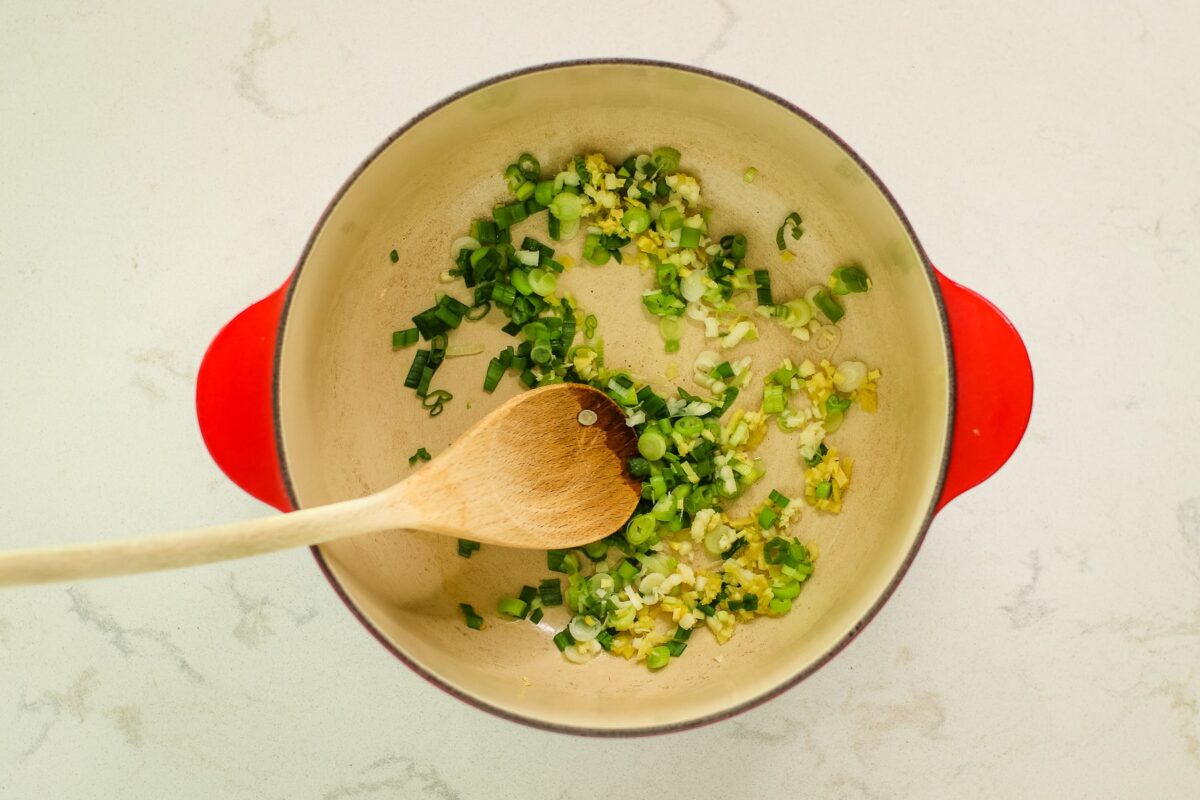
[0,493,397,588]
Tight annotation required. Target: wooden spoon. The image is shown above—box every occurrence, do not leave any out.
[0,384,640,588]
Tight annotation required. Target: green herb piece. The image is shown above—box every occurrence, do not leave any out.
[539,578,563,607]
[497,597,529,618]
[646,645,671,670]
[829,265,871,294]
[775,211,803,251]
[459,603,484,630]
[392,328,419,348]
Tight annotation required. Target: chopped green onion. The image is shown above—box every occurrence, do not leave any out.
[815,481,832,500]
[583,540,609,561]
[530,607,544,624]
[534,180,555,206]
[637,430,668,461]
[657,206,683,232]
[497,597,528,618]
[811,288,845,323]
[665,639,687,657]
[573,154,590,184]
[673,415,704,438]
[659,315,683,343]
[711,361,735,380]
[758,506,778,529]
[428,333,448,368]
[719,387,740,414]
[552,629,576,651]
[514,181,535,201]
[408,447,432,466]
[403,350,430,389]
[614,560,639,583]
[583,314,598,339]
[729,234,748,261]
[769,489,790,507]
[539,578,563,607]
[743,167,758,183]
[527,268,557,296]
[549,192,583,221]
[826,394,852,413]
[459,603,484,629]
[773,579,801,599]
[650,146,681,173]
[422,389,452,410]
[763,384,786,414]
[491,283,517,307]
[679,226,702,248]
[775,211,803,251]
[547,550,580,574]
[504,163,523,192]
[768,597,792,615]
[389,249,399,263]
[804,443,828,468]
[646,645,671,670]
[754,269,773,306]
[464,302,491,321]
[550,216,580,242]
[469,219,499,244]
[483,358,505,392]
[510,269,532,296]
[641,290,685,317]
[530,340,553,365]
[625,514,656,547]
[444,343,483,359]
[622,207,651,233]
[517,152,540,181]
[830,265,871,294]
[392,328,419,349]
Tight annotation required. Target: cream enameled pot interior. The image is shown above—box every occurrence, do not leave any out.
[276,63,950,732]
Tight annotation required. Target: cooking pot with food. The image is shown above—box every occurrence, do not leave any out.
[197,60,1032,735]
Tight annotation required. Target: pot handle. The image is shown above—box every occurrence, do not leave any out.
[195,281,294,512]
[935,269,1033,511]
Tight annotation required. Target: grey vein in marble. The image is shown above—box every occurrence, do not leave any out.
[226,573,318,649]
[695,0,737,65]
[1153,678,1200,765]
[1002,549,1052,629]
[103,705,145,748]
[230,9,303,119]
[67,587,204,683]
[127,347,190,405]
[843,689,947,756]
[16,668,99,761]
[824,776,887,800]
[1179,496,1200,572]
[731,714,828,766]
[321,755,460,800]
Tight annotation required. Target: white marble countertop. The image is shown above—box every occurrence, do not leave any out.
[3,2,1198,797]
